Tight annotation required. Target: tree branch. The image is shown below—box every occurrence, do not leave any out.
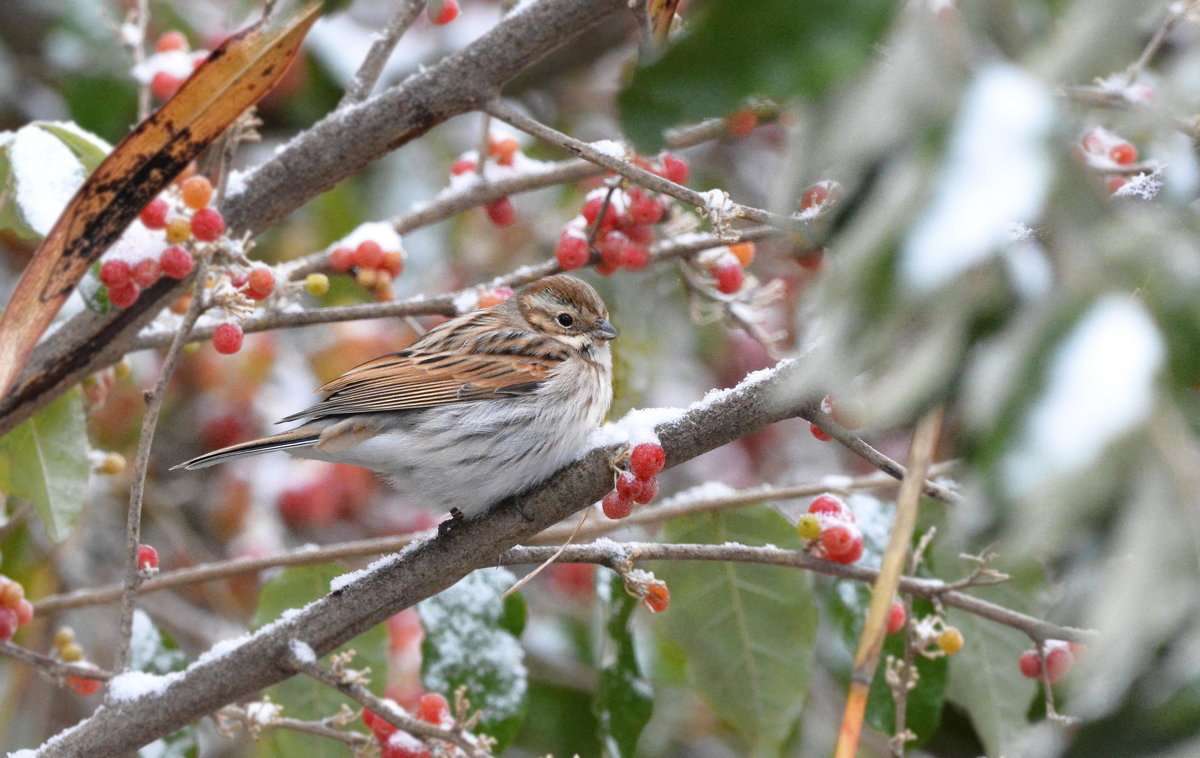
[32,359,809,755]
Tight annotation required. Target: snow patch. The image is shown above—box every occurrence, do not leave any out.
[8,123,87,236]
[289,639,316,664]
[1004,297,1164,492]
[901,65,1054,290]
[107,669,183,702]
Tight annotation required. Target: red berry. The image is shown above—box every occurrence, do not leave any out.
[642,583,670,613]
[181,176,213,210]
[810,422,833,441]
[132,258,162,288]
[137,544,159,571]
[451,157,476,176]
[363,707,397,741]
[107,282,141,309]
[354,240,384,270]
[808,494,852,521]
[555,232,590,270]
[428,0,460,26]
[159,245,194,279]
[712,262,744,294]
[416,692,450,725]
[618,243,648,271]
[726,107,758,136]
[602,490,633,519]
[140,197,170,229]
[615,471,643,500]
[477,287,515,308]
[247,267,276,298]
[632,475,658,504]
[796,246,825,271]
[155,30,188,53]
[68,666,103,696]
[595,259,620,277]
[0,606,16,642]
[329,246,356,272]
[598,231,627,270]
[1109,142,1137,165]
[190,207,226,242]
[630,442,666,480]
[212,322,244,355]
[485,197,517,227]
[1107,175,1127,194]
[1044,646,1073,683]
[628,194,665,226]
[1018,650,1042,679]
[800,183,829,211]
[381,732,432,758]
[661,154,689,184]
[99,259,133,288]
[14,599,33,627]
[1080,132,1104,154]
[886,601,906,634]
[150,71,183,100]
[583,196,618,232]
[823,526,864,564]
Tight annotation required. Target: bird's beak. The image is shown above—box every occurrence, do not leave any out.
[593,319,618,341]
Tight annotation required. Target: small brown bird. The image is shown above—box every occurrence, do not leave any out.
[175,274,617,519]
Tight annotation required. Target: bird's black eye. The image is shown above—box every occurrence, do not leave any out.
[556,312,574,328]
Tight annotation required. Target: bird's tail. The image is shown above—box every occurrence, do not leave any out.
[171,428,320,470]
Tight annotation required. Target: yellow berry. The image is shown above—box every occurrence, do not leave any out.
[165,217,191,244]
[54,627,75,649]
[356,268,378,288]
[304,273,329,296]
[97,452,126,476]
[796,513,821,540]
[937,627,964,656]
[113,358,133,380]
[60,642,85,663]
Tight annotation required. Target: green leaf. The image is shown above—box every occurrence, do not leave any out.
[34,121,112,173]
[0,386,88,542]
[0,122,93,239]
[594,570,654,758]
[618,0,896,150]
[657,507,817,758]
[130,610,197,758]
[252,563,388,758]
[418,568,528,751]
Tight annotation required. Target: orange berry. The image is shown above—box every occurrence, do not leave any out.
[728,242,755,267]
[165,217,192,244]
[726,107,758,136]
[642,583,670,613]
[381,249,405,277]
[180,176,213,209]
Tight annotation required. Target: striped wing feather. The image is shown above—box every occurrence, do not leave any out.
[279,349,556,422]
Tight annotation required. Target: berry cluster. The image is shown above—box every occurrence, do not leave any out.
[329,239,406,301]
[53,627,104,696]
[1079,127,1140,194]
[449,133,526,228]
[146,30,209,101]
[99,175,225,311]
[795,494,864,564]
[1018,639,1084,684]
[554,153,688,274]
[601,442,666,519]
[0,575,34,644]
[883,598,963,657]
[363,692,450,758]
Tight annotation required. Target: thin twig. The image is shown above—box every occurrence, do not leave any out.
[1125,0,1199,85]
[497,543,1096,644]
[111,253,213,676]
[340,0,426,106]
[503,509,590,599]
[0,500,34,543]
[483,99,818,240]
[0,639,114,682]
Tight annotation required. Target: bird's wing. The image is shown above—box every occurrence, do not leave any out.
[278,346,563,422]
